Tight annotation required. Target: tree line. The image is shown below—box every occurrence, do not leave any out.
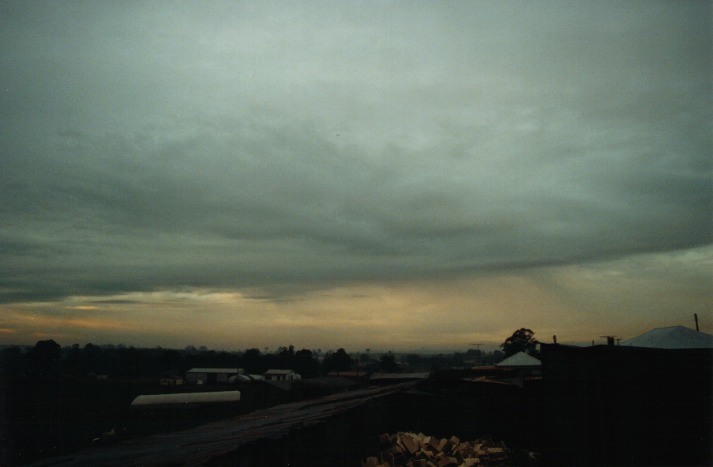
[1,328,538,383]
[0,343,518,384]
[1,341,329,381]
[0,341,402,382]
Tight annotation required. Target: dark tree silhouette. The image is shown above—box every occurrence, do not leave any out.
[378,351,401,372]
[322,348,353,374]
[27,339,62,379]
[274,345,295,369]
[241,348,265,374]
[500,328,539,357]
[294,348,320,378]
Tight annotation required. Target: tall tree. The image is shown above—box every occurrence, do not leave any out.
[27,339,61,379]
[241,348,265,374]
[294,348,320,378]
[322,348,353,374]
[379,351,401,372]
[500,328,539,357]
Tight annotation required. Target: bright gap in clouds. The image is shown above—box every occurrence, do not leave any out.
[2,246,710,351]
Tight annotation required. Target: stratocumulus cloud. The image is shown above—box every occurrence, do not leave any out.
[0,1,710,347]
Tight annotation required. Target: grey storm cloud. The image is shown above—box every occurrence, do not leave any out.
[0,1,710,303]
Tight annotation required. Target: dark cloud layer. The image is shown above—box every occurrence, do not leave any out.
[1,1,710,304]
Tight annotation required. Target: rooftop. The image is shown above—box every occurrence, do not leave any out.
[622,325,713,349]
[131,391,241,406]
[495,352,541,367]
[186,368,240,373]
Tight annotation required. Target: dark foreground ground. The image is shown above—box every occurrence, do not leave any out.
[3,344,712,466]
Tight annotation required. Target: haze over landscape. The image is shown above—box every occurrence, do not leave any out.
[1,1,711,352]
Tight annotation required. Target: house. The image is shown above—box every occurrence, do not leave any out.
[264,369,301,381]
[159,370,184,386]
[495,351,541,368]
[185,368,242,384]
[495,352,542,386]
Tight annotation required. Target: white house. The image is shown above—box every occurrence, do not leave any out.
[495,352,542,387]
[264,369,301,381]
[496,352,542,368]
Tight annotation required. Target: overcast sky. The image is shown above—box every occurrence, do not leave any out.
[1,1,711,351]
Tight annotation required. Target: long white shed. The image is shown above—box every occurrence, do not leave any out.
[131,391,241,407]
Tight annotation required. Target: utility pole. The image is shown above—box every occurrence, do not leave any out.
[695,313,700,332]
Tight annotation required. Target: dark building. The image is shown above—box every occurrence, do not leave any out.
[539,343,713,465]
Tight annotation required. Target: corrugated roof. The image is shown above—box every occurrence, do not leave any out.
[186,368,240,373]
[327,371,368,377]
[496,352,541,367]
[466,376,516,386]
[131,391,241,406]
[622,325,713,349]
[264,369,295,375]
[370,372,430,380]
